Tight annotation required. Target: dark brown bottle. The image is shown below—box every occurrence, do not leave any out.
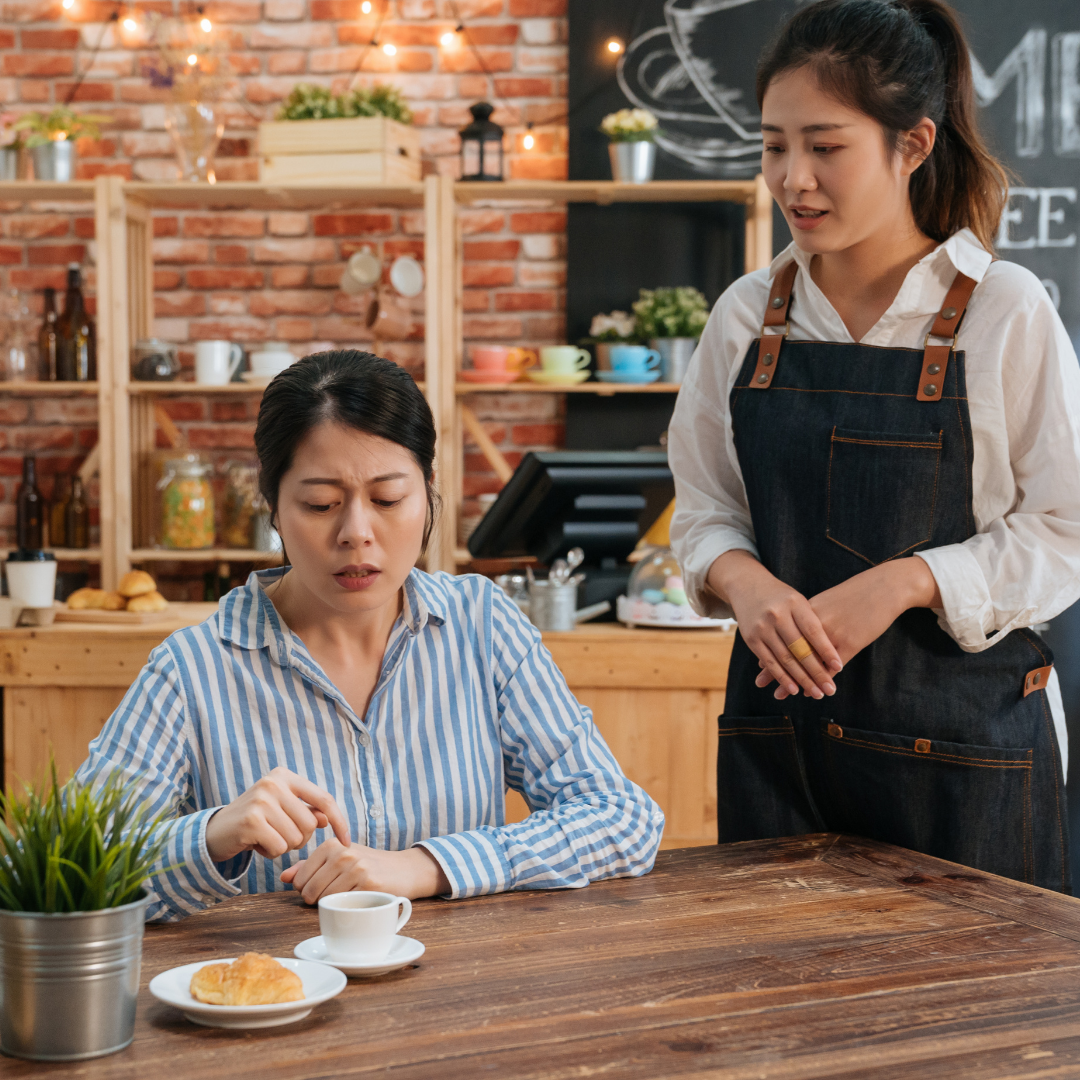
[56,265,96,382]
[65,476,89,549]
[49,474,70,548]
[16,455,43,549]
[38,286,59,381]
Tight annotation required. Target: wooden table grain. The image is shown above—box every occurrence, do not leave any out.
[10,836,1080,1080]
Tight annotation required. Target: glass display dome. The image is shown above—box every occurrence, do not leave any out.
[617,547,733,628]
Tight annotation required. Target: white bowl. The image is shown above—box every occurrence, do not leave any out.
[148,957,346,1029]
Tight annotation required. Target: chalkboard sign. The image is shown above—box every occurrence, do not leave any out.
[569,0,1080,350]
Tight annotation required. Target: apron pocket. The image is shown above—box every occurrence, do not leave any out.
[717,715,823,842]
[821,721,1033,882]
[826,427,942,565]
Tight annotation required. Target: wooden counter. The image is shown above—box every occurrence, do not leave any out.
[0,612,733,850]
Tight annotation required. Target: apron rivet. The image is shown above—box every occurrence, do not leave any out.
[772,297,784,309]
[827,722,843,738]
[923,383,938,396]
[763,353,774,365]
[757,373,770,384]
[942,306,957,319]
[1034,672,1041,685]
[915,739,931,754]
[927,364,940,375]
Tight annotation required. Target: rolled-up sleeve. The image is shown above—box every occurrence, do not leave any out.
[75,645,250,922]
[417,589,664,898]
[916,281,1080,651]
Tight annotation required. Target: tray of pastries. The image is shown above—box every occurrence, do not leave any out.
[56,570,171,623]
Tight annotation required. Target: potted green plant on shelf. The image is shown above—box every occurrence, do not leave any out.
[581,309,641,370]
[258,83,420,185]
[0,112,25,181]
[0,765,174,1061]
[632,287,710,384]
[601,108,659,184]
[13,107,108,182]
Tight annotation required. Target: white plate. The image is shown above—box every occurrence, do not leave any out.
[389,255,425,297]
[294,934,425,977]
[616,595,734,630]
[148,957,346,1029]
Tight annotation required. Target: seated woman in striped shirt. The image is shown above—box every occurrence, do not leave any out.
[77,350,664,921]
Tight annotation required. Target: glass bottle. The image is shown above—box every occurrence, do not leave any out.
[50,474,70,548]
[38,287,58,381]
[16,454,43,549]
[56,264,96,382]
[65,476,89,549]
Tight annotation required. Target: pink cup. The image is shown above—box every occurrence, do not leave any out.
[471,346,537,373]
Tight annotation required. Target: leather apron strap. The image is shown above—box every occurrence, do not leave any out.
[916,271,978,402]
[748,259,797,390]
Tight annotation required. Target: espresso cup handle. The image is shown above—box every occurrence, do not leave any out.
[574,348,591,371]
[228,343,244,380]
[644,349,661,372]
[394,896,412,933]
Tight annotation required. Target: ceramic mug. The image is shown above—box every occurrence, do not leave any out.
[340,246,383,295]
[249,349,294,377]
[365,290,412,340]
[472,346,537,373]
[609,345,661,373]
[195,340,244,385]
[318,891,412,961]
[540,346,591,374]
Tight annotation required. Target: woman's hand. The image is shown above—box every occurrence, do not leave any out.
[204,766,351,864]
[280,839,450,903]
[708,550,842,700]
[770,557,941,700]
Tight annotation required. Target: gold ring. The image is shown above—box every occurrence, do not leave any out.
[787,637,813,662]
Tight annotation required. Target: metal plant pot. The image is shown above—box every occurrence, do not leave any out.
[608,140,656,184]
[651,337,699,384]
[0,891,149,1061]
[0,146,23,181]
[30,140,76,182]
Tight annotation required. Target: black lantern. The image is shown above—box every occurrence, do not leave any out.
[459,102,504,182]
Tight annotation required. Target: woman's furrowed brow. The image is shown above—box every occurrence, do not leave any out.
[298,472,409,485]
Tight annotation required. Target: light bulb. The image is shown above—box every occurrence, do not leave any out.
[523,133,535,150]
[605,38,624,54]
[122,16,137,30]
[187,53,198,65]
[440,31,456,48]
[361,0,372,11]
[62,0,74,8]
[200,17,212,31]
[382,42,396,56]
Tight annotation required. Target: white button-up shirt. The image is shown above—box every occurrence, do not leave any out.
[669,229,1080,769]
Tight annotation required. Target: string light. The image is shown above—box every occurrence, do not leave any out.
[361,0,372,11]
[187,53,198,65]
[381,42,396,55]
[122,15,137,29]
[440,30,456,47]
[523,133,534,150]
[62,0,74,8]
[200,17,212,31]
[605,37,624,55]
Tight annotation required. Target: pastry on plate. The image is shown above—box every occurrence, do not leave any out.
[66,587,107,610]
[117,569,156,599]
[190,953,304,1006]
[102,592,127,611]
[126,589,168,613]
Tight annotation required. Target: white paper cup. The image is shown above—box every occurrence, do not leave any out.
[6,557,56,608]
[249,351,294,377]
[318,891,412,962]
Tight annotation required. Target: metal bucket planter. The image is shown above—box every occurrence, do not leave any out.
[30,140,77,182]
[0,891,149,1060]
[608,140,656,184]
[0,146,24,181]
[651,337,698,384]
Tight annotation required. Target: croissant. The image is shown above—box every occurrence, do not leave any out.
[190,953,304,1006]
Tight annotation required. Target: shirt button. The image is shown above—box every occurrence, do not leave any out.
[369,805,383,819]
[358,731,371,748]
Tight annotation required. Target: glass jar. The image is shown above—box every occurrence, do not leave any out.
[159,454,215,550]
[221,461,259,549]
[617,546,728,628]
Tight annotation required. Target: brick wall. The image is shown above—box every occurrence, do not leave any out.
[0,0,570,559]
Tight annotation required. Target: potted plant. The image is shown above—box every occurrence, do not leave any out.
[581,309,640,370]
[13,107,108,182]
[0,113,25,181]
[0,766,173,1060]
[632,287,710,383]
[601,108,660,184]
[258,83,419,185]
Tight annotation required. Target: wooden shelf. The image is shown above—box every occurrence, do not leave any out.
[0,181,96,202]
[127,382,267,395]
[0,381,98,394]
[454,179,760,205]
[455,381,682,394]
[122,181,426,210]
[0,547,101,561]
[130,548,283,562]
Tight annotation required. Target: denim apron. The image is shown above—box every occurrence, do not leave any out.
[720,262,1070,892]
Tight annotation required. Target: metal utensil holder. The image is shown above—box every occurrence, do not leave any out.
[528,579,579,632]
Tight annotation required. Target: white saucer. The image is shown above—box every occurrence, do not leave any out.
[148,957,346,1029]
[240,372,276,386]
[294,934,425,976]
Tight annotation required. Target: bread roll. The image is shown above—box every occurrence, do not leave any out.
[102,592,127,611]
[190,953,304,1006]
[126,590,168,613]
[117,570,156,599]
[66,588,106,610]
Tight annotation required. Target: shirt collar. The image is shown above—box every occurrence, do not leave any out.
[217,566,447,651]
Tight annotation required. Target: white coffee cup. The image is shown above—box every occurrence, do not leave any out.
[195,340,244,385]
[249,350,294,377]
[318,891,412,961]
[6,555,57,608]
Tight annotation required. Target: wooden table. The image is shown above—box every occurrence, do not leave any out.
[0,615,734,851]
[12,836,1080,1079]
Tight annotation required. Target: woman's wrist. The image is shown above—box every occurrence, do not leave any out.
[879,556,941,612]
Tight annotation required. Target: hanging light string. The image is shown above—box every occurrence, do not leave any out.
[63,2,120,106]
[346,3,391,91]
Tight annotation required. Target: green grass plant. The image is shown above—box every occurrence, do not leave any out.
[0,765,174,913]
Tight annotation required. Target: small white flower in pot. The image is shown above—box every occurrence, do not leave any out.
[600,108,660,183]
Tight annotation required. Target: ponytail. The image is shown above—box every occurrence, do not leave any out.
[755,0,1008,252]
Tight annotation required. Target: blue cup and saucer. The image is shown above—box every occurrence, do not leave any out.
[597,345,662,384]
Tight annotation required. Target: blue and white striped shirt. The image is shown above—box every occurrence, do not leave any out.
[77,567,664,921]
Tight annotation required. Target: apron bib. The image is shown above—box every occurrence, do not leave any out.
[719,264,1069,892]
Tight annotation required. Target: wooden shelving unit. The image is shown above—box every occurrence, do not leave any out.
[1,175,773,585]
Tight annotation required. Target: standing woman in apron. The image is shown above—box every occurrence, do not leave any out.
[669,0,1080,891]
